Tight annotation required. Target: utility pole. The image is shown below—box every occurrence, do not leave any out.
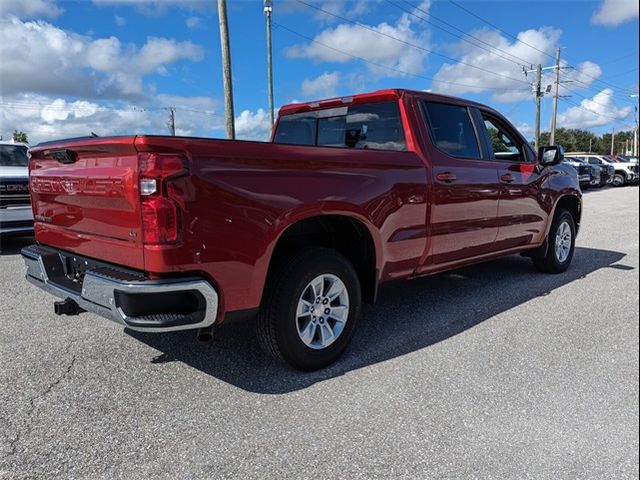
[588,137,592,153]
[524,63,548,151]
[550,48,561,145]
[635,105,638,156]
[218,0,235,139]
[264,0,275,130]
[167,107,176,136]
[534,64,542,151]
[610,128,615,156]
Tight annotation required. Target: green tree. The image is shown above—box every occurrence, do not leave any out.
[12,130,28,144]
[536,128,634,155]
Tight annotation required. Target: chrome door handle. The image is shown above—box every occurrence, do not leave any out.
[501,173,515,183]
[436,172,457,183]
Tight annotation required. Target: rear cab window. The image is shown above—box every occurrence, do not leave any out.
[274,101,407,152]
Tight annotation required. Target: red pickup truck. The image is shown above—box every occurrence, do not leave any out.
[22,89,581,370]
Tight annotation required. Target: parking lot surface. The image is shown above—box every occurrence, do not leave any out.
[1,186,638,479]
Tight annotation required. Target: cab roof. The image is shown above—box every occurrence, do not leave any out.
[278,88,493,116]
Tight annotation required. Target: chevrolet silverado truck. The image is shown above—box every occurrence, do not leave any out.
[22,89,581,370]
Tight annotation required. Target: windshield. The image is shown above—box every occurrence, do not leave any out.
[0,145,29,167]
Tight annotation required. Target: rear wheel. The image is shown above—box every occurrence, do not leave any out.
[533,208,576,274]
[257,247,361,371]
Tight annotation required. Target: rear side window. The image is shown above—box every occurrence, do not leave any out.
[423,102,480,159]
[274,101,407,152]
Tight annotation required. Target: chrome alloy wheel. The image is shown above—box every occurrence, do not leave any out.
[295,274,349,350]
[555,220,572,263]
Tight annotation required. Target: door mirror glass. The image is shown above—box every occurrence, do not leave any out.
[538,145,564,165]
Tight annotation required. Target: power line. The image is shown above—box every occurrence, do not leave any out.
[273,21,526,92]
[295,0,530,85]
[560,96,633,123]
[447,0,636,96]
[388,0,534,67]
[447,0,556,60]
[0,102,218,117]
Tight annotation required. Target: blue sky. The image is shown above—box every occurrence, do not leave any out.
[0,0,638,144]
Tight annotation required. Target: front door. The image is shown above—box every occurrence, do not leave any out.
[480,113,547,249]
[419,101,502,267]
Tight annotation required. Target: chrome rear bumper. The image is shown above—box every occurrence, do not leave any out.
[21,244,218,333]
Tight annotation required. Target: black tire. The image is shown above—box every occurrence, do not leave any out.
[612,173,625,187]
[257,247,362,371]
[533,208,576,274]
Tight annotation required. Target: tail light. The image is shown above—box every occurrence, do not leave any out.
[138,152,188,245]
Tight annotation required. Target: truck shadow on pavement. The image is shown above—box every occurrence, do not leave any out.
[128,246,630,394]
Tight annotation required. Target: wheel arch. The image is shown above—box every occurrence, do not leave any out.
[547,194,581,240]
[265,213,380,304]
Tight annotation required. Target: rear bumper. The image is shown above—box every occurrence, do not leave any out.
[21,244,218,333]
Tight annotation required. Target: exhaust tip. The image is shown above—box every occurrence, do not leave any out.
[197,326,214,343]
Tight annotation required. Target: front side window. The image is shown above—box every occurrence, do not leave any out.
[274,101,407,152]
[423,102,480,159]
[482,115,524,162]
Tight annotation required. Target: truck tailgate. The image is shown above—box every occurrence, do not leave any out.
[29,137,145,270]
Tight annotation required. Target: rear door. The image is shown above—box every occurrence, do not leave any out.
[419,101,502,265]
[478,111,547,249]
[29,137,145,269]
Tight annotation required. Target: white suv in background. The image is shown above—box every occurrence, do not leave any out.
[0,141,34,237]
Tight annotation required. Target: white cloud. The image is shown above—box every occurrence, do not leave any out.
[185,16,201,29]
[431,28,606,104]
[286,1,430,77]
[515,123,533,138]
[1,93,223,145]
[0,17,203,99]
[432,27,563,102]
[0,0,62,18]
[592,0,639,26]
[235,109,272,141]
[91,0,210,16]
[557,89,632,129]
[301,72,341,98]
[312,0,374,24]
[114,15,126,26]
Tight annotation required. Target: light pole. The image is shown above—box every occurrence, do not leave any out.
[264,0,275,130]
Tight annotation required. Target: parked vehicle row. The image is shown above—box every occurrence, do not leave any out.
[0,141,34,237]
[565,152,639,188]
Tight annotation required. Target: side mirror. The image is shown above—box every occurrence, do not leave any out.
[538,145,564,166]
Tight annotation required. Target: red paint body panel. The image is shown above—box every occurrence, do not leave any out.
[27,89,581,319]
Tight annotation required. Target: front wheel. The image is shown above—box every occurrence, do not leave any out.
[533,208,576,274]
[257,247,361,371]
[612,173,625,187]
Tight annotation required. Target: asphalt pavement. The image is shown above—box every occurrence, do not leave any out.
[0,186,638,479]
